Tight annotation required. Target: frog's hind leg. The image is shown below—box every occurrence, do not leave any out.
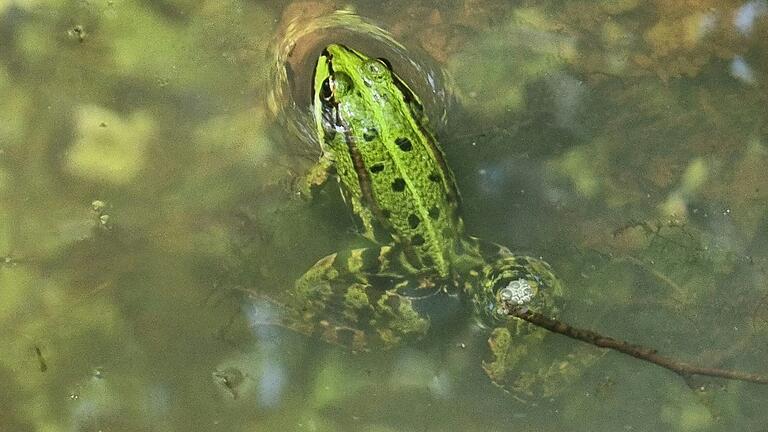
[466,239,592,396]
[461,237,563,331]
[287,245,431,351]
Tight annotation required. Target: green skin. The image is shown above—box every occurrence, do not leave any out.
[285,44,584,395]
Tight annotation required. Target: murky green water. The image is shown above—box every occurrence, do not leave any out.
[2,1,768,431]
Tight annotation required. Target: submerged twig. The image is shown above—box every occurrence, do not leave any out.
[506,305,768,385]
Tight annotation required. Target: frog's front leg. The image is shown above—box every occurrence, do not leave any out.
[295,154,380,243]
[286,245,431,351]
[295,153,335,199]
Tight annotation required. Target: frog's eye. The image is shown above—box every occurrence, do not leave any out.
[363,59,389,79]
[332,71,354,96]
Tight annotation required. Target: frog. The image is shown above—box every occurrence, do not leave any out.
[280,43,592,397]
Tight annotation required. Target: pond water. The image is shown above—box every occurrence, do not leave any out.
[2,1,767,431]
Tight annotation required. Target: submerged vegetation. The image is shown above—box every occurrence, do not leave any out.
[1,1,767,431]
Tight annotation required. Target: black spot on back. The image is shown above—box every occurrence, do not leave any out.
[363,128,378,142]
[411,234,425,246]
[392,178,406,192]
[408,214,420,229]
[428,172,441,183]
[428,206,440,220]
[381,209,392,218]
[370,163,384,173]
[395,137,412,151]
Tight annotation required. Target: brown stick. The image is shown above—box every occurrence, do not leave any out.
[506,305,768,385]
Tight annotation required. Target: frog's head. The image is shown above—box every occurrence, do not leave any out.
[475,255,563,331]
[312,44,425,138]
[313,43,410,100]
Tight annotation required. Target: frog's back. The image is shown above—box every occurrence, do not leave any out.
[314,44,464,276]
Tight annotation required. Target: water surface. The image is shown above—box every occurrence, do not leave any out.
[1,1,767,431]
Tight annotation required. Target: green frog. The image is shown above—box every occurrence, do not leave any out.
[283,44,590,396]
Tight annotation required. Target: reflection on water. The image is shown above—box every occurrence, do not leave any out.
[1,1,767,431]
